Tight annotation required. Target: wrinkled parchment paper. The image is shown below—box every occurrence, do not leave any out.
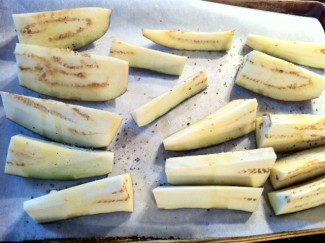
[0,0,324,241]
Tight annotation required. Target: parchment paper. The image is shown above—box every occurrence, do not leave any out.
[0,0,324,241]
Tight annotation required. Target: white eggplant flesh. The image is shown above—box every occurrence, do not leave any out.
[5,134,114,180]
[270,146,325,189]
[166,147,276,187]
[268,176,325,215]
[246,34,325,69]
[24,173,133,223]
[131,70,208,127]
[163,99,258,151]
[256,114,325,152]
[15,43,129,101]
[235,50,325,101]
[1,92,122,148]
[13,8,111,49]
[109,39,187,76]
[142,29,235,51]
[153,186,263,212]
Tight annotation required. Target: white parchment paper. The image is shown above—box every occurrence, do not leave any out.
[0,0,324,241]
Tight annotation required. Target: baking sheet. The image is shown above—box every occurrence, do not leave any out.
[1,0,325,241]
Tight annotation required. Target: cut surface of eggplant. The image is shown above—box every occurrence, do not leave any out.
[24,173,133,223]
[15,43,128,101]
[1,92,122,148]
[153,186,263,212]
[5,134,114,179]
[13,8,112,49]
[166,147,276,187]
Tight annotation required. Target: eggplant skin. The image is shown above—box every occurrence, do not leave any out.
[13,8,112,49]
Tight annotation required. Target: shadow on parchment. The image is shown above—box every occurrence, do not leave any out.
[0,35,18,62]
[128,67,179,85]
[0,34,19,92]
[2,208,132,241]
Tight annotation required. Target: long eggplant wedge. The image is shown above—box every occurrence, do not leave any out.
[166,148,276,187]
[13,8,111,49]
[235,51,325,101]
[109,39,187,76]
[132,70,208,127]
[142,29,235,51]
[1,92,122,148]
[270,146,325,189]
[15,44,128,101]
[5,134,114,180]
[246,34,325,69]
[256,114,325,152]
[268,176,325,215]
[24,173,133,223]
[153,186,263,212]
[163,99,258,151]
